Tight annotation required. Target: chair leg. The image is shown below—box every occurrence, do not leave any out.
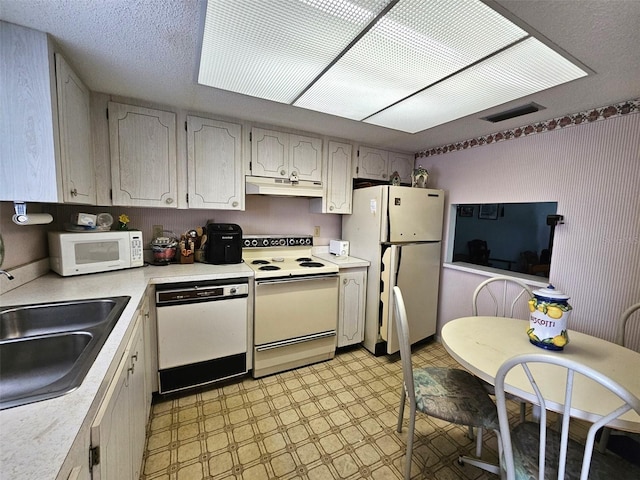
[397,388,406,433]
[519,401,526,423]
[405,405,416,480]
[467,425,474,440]
[476,427,483,457]
[598,427,612,454]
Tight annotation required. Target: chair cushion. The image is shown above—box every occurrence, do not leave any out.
[413,367,499,430]
[511,422,640,480]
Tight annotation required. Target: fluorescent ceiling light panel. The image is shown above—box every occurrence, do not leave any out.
[198,0,589,133]
[294,0,527,119]
[198,0,390,103]
[364,37,588,133]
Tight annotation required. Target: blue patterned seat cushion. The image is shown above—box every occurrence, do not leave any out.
[413,367,499,430]
[511,422,640,480]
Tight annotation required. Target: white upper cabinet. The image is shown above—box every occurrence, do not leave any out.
[0,21,94,204]
[251,128,322,182]
[289,134,322,182]
[108,102,177,207]
[56,54,95,204]
[355,146,414,184]
[186,115,244,210]
[311,140,353,214]
[388,151,414,185]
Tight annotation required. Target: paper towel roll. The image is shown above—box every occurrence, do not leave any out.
[12,213,53,225]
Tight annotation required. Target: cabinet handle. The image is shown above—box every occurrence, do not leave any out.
[382,174,387,178]
[128,364,135,375]
[343,279,348,285]
[329,206,334,211]
[232,201,238,207]
[131,352,138,362]
[165,198,174,204]
[280,169,287,176]
[70,188,78,197]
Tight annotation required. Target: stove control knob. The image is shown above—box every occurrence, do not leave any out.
[251,239,258,246]
[279,239,286,246]
[230,287,237,294]
[305,238,312,245]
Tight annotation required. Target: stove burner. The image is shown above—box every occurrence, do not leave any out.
[259,265,281,271]
[299,261,325,268]
[296,257,313,262]
[251,260,270,265]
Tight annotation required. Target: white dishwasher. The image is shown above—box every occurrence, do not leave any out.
[155,278,249,394]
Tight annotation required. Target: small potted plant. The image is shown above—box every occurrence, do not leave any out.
[118,214,130,230]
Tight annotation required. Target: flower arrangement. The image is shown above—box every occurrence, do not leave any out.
[118,214,130,230]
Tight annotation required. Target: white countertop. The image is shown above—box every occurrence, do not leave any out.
[0,262,254,480]
[313,252,370,268]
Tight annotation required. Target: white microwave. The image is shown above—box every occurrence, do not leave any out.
[48,230,144,276]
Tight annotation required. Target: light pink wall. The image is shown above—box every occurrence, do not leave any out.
[422,113,640,349]
[0,196,341,269]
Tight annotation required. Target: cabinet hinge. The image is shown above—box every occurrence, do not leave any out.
[106,108,109,120]
[89,445,100,470]
[185,121,188,131]
[249,161,252,171]
[249,131,252,142]
[356,166,359,174]
[186,193,189,203]
[109,188,113,200]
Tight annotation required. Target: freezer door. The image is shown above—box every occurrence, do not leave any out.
[387,186,444,242]
[380,242,441,354]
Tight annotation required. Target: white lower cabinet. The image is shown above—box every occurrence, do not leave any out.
[337,268,367,347]
[90,315,147,480]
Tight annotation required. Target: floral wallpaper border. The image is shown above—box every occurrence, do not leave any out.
[415,98,639,158]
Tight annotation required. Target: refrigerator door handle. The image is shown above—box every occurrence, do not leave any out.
[394,245,402,286]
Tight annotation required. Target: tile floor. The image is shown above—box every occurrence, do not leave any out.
[140,340,567,480]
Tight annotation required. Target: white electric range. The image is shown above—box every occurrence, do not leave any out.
[243,235,339,378]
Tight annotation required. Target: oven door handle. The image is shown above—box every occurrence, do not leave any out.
[255,274,338,285]
[255,330,336,351]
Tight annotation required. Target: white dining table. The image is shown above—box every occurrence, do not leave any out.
[441,316,640,433]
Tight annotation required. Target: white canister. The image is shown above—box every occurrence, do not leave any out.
[528,285,572,350]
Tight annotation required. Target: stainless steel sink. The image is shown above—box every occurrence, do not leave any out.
[0,296,130,410]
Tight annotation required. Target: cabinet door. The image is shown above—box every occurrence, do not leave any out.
[337,270,367,347]
[90,342,133,480]
[1,22,59,202]
[109,102,177,207]
[289,134,322,182]
[129,319,146,480]
[187,116,243,210]
[388,151,414,185]
[325,141,352,214]
[356,146,389,181]
[250,128,288,178]
[56,54,95,204]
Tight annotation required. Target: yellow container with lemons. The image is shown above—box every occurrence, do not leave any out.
[528,285,572,351]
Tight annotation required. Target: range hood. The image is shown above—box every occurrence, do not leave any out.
[245,176,323,197]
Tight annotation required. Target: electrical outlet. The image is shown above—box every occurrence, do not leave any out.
[313,226,321,237]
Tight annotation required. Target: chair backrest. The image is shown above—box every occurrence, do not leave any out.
[495,353,640,480]
[615,302,640,348]
[472,276,533,318]
[393,286,415,405]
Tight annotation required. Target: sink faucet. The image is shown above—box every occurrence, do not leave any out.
[0,270,14,280]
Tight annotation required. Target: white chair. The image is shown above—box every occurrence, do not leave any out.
[393,286,500,480]
[598,302,640,453]
[495,353,640,480]
[472,276,533,444]
[472,276,533,318]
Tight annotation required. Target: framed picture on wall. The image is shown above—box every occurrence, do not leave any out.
[478,203,499,220]
[458,205,474,217]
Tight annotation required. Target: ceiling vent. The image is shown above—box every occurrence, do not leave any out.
[482,103,545,123]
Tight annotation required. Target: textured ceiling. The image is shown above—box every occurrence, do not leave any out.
[1,0,639,152]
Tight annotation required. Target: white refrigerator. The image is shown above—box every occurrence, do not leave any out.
[342,185,444,355]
